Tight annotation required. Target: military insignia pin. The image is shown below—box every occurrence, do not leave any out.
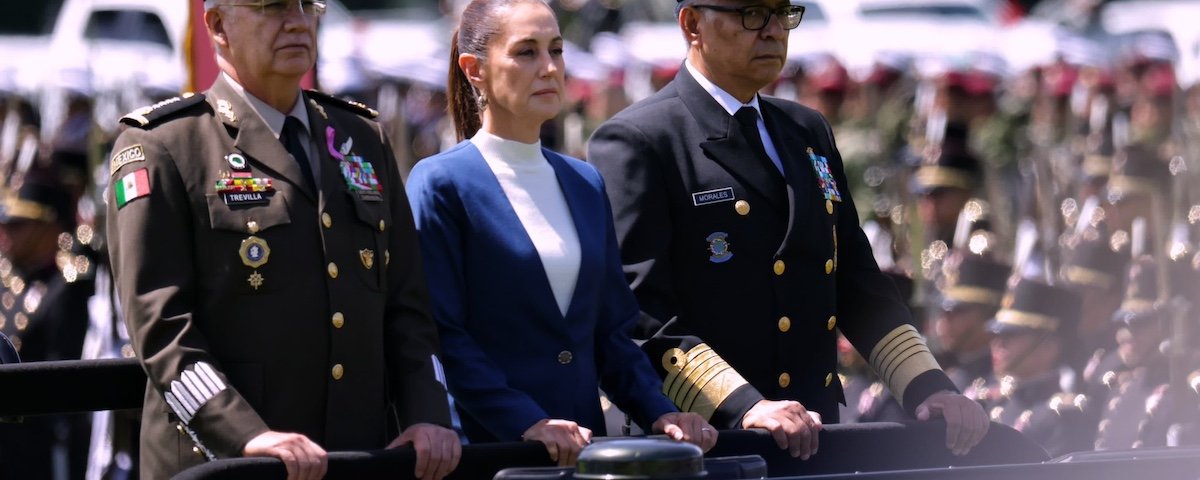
[706,232,733,263]
[226,153,249,172]
[360,249,375,270]
[247,271,264,290]
[217,99,237,123]
[239,236,270,268]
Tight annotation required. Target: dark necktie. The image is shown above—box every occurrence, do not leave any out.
[282,116,316,191]
[734,106,775,171]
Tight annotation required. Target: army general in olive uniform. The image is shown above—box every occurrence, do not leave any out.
[106,1,459,479]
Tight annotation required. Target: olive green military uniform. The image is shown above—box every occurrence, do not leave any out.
[106,75,450,478]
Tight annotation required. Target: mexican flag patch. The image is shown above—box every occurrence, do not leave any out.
[115,168,151,208]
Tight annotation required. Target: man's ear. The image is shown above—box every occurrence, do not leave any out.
[205,8,229,48]
[458,53,485,88]
[680,6,702,47]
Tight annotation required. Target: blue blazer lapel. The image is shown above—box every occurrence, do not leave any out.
[459,143,571,322]
[543,149,599,324]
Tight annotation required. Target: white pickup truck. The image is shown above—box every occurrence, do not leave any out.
[0,0,187,137]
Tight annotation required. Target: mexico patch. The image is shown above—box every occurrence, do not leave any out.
[115,168,151,208]
[110,144,146,174]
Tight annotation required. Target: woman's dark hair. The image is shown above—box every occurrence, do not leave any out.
[449,0,548,141]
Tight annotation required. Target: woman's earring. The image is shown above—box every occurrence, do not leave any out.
[476,92,488,111]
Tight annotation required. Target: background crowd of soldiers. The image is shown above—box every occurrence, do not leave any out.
[4,0,1200,478]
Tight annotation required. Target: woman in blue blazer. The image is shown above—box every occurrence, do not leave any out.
[405,0,716,466]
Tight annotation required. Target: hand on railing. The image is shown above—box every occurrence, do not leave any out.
[387,422,461,480]
[243,430,328,480]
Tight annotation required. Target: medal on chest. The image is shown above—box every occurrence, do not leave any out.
[807,147,841,202]
[239,221,270,290]
[326,126,383,202]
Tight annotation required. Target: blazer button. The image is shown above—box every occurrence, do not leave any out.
[825,259,833,274]
[332,363,344,380]
[825,372,833,387]
[778,316,791,332]
[557,351,573,364]
[322,212,332,228]
[328,262,339,279]
[778,372,791,388]
[827,316,837,330]
[378,219,386,232]
[193,446,203,456]
[735,200,750,216]
[773,260,785,276]
[826,199,833,215]
[332,312,345,329]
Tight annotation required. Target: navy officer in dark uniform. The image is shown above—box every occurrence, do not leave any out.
[587,0,989,459]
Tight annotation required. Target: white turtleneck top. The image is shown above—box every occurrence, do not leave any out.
[471,131,580,316]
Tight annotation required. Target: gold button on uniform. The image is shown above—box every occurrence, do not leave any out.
[332,312,345,329]
[825,259,833,274]
[826,199,833,214]
[193,447,203,456]
[778,372,791,388]
[327,262,338,278]
[378,220,386,232]
[825,373,834,387]
[826,316,837,330]
[735,200,751,216]
[557,351,573,364]
[322,212,332,228]
[778,316,791,332]
[773,260,785,276]
[331,364,344,380]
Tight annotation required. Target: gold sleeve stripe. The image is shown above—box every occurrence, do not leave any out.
[868,325,942,401]
[663,345,717,398]
[945,286,1002,306]
[678,361,728,411]
[660,343,749,421]
[880,340,926,381]
[665,348,721,404]
[681,365,747,420]
[996,310,1059,331]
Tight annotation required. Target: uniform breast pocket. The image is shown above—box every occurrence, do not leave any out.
[204,194,292,294]
[349,193,390,292]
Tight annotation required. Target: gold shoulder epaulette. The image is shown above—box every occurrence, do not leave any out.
[120,93,206,128]
[305,90,379,119]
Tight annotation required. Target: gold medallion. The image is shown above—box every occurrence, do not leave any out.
[239,236,270,268]
[359,249,375,270]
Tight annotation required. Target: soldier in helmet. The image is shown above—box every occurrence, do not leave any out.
[936,251,1010,392]
[982,278,1093,457]
[1091,256,1171,450]
[1059,218,1131,371]
[0,167,93,479]
[914,122,985,247]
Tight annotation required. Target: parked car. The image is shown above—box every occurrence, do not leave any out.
[40,0,188,136]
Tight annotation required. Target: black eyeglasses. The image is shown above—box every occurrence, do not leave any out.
[690,4,806,31]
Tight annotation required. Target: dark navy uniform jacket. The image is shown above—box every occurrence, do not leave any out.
[588,67,955,428]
